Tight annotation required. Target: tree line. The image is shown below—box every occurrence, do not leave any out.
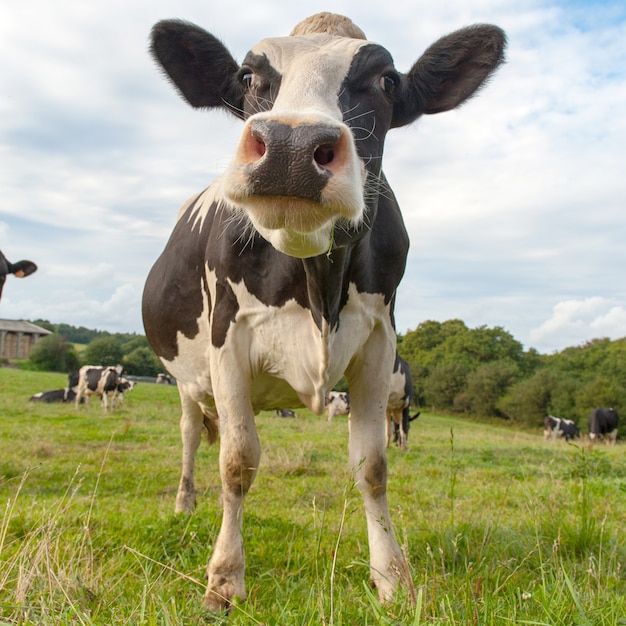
[24,318,626,430]
[398,319,626,430]
[26,320,162,377]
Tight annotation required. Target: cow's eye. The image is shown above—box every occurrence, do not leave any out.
[240,70,257,90]
[379,74,398,96]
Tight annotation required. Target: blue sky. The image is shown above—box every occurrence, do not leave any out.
[1,0,625,353]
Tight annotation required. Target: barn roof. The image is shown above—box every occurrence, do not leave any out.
[0,319,52,335]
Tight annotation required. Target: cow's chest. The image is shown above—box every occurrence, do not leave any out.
[162,271,392,414]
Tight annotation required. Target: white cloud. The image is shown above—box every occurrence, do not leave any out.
[529,298,626,351]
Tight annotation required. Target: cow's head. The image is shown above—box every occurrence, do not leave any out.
[0,250,37,301]
[151,13,505,257]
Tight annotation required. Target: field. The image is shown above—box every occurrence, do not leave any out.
[1,369,625,625]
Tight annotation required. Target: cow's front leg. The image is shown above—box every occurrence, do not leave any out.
[204,401,260,612]
[347,353,406,602]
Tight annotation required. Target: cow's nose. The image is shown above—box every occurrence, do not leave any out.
[242,120,345,200]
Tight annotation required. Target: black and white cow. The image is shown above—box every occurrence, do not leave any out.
[142,12,505,610]
[0,249,37,301]
[115,377,135,403]
[588,407,619,444]
[543,415,580,442]
[386,354,419,450]
[325,391,351,422]
[29,388,76,403]
[74,364,124,411]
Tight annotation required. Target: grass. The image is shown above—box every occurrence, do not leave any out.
[0,368,625,624]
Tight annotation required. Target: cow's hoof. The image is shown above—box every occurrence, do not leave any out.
[203,580,246,613]
[174,493,195,514]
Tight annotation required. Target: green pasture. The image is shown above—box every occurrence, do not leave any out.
[0,368,625,624]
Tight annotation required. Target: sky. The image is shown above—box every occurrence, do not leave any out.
[1,0,625,354]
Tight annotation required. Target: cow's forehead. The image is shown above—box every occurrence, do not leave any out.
[249,34,371,75]
[247,35,384,116]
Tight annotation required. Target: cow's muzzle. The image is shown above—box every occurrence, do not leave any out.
[241,120,345,201]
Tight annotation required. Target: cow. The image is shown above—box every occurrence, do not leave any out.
[29,388,76,403]
[326,391,350,423]
[588,407,619,444]
[156,372,175,384]
[543,415,580,442]
[115,377,135,404]
[0,249,37,301]
[142,12,505,610]
[275,409,297,417]
[74,364,124,411]
[386,354,419,450]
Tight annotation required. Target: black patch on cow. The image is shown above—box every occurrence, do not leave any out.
[239,52,282,117]
[588,407,619,436]
[143,194,210,361]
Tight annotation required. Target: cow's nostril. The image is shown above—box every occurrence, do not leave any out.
[254,138,266,158]
[314,144,335,167]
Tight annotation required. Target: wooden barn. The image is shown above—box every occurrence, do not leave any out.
[0,319,51,360]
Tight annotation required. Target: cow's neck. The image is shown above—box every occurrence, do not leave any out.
[302,246,352,332]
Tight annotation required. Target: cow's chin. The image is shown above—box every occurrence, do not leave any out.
[243,196,352,258]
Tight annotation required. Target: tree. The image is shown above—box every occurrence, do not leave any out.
[28,334,80,373]
[424,362,468,410]
[83,336,124,366]
[461,359,520,417]
[123,347,162,377]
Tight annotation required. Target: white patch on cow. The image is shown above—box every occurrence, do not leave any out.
[161,269,390,417]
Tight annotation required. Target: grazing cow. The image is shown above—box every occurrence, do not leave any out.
[74,364,124,411]
[325,391,351,423]
[543,415,580,442]
[588,407,619,444]
[142,12,505,610]
[115,378,135,403]
[275,408,297,417]
[386,354,419,450]
[0,249,37,301]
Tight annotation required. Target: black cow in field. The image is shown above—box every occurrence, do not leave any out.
[588,407,619,444]
[74,365,124,411]
[142,12,505,610]
[29,388,76,403]
[386,354,419,450]
[0,249,37,301]
[543,415,580,441]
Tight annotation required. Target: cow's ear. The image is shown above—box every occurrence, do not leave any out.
[11,260,37,277]
[150,20,244,118]
[392,25,506,128]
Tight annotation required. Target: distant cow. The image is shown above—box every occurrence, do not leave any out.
[0,249,37,301]
[30,388,76,403]
[543,415,580,441]
[142,11,505,609]
[275,409,297,418]
[74,365,124,410]
[386,354,419,450]
[156,373,175,384]
[115,378,135,403]
[326,391,350,423]
[588,407,619,444]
